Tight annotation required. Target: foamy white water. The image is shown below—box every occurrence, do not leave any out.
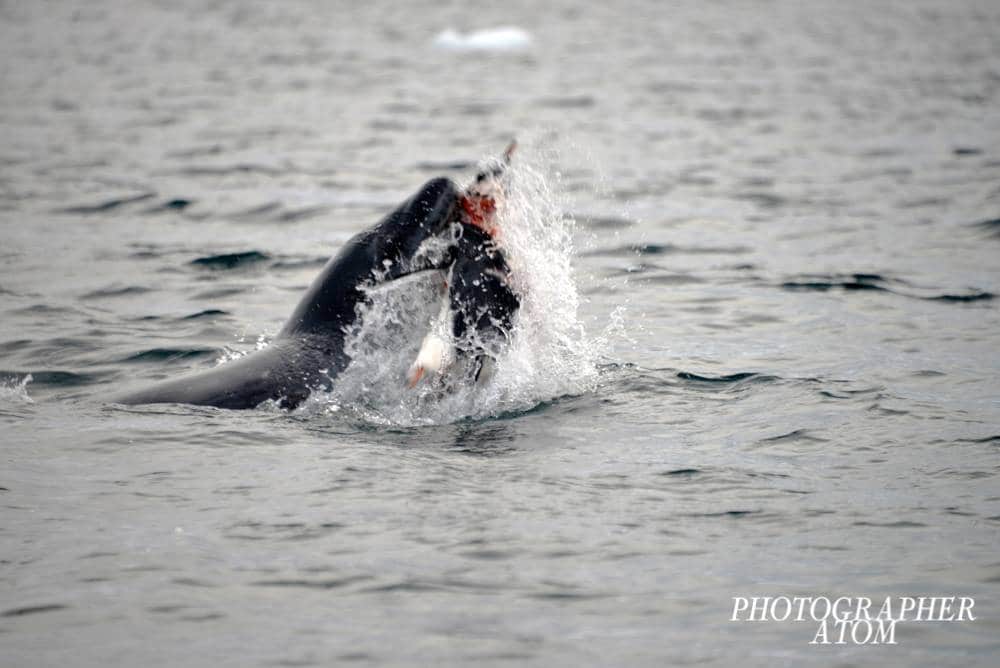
[0,373,33,404]
[310,147,604,426]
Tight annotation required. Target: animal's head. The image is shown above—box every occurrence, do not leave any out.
[460,140,516,237]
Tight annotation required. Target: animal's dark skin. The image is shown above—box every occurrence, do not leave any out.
[447,222,520,381]
[114,178,461,410]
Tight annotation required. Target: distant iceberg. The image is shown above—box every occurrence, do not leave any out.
[432,27,532,52]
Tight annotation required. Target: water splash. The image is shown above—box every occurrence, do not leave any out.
[0,374,34,404]
[305,147,608,426]
[216,332,272,366]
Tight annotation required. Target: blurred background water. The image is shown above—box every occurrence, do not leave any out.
[2,0,999,665]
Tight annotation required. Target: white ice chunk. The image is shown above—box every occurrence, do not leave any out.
[432,27,533,52]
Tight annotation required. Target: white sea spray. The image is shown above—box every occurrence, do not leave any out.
[0,373,34,404]
[308,147,613,426]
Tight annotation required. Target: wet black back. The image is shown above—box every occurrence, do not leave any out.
[448,223,520,356]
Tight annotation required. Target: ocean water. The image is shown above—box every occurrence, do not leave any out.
[2,0,999,665]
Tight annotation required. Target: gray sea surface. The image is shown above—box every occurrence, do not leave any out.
[2,0,999,666]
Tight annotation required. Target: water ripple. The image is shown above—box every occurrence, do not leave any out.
[56,192,155,215]
[190,251,271,270]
